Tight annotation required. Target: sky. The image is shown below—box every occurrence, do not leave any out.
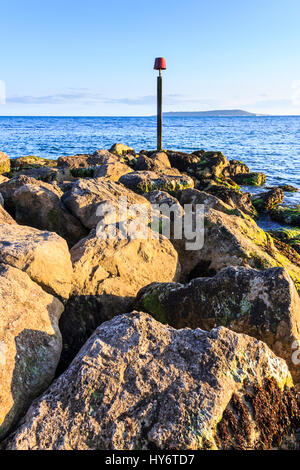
[1,0,300,116]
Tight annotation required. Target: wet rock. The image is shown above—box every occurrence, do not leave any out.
[223,159,250,177]
[119,171,194,195]
[165,150,201,172]
[251,187,284,212]
[279,184,299,193]
[0,224,72,299]
[3,312,296,450]
[193,151,230,179]
[270,205,300,227]
[62,177,150,230]
[269,228,300,255]
[0,152,10,175]
[136,266,300,383]
[232,172,266,186]
[12,182,88,247]
[0,264,63,440]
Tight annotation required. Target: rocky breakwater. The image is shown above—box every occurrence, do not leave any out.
[0,143,299,450]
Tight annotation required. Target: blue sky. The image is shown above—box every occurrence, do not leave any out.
[1,0,300,116]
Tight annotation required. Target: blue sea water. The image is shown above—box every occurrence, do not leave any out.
[0,115,299,205]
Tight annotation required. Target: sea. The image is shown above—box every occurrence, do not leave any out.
[0,115,299,213]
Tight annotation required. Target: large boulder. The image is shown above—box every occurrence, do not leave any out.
[10,155,57,170]
[0,264,64,440]
[172,208,300,289]
[0,224,72,299]
[269,227,300,255]
[232,172,266,186]
[206,186,257,218]
[134,152,171,172]
[270,205,300,227]
[109,143,135,157]
[58,228,180,372]
[62,177,151,230]
[251,187,284,212]
[223,159,250,177]
[4,312,298,450]
[12,182,88,247]
[94,161,132,181]
[0,152,10,175]
[0,175,62,216]
[57,150,121,176]
[136,266,300,383]
[119,171,194,194]
[193,151,230,179]
[166,150,201,172]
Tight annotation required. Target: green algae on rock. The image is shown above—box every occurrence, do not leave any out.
[135,266,300,383]
[0,152,10,176]
[232,172,267,186]
[3,312,296,450]
[271,205,300,227]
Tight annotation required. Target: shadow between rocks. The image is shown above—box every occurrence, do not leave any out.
[56,294,135,377]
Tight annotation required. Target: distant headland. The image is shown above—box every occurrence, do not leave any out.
[163,109,262,117]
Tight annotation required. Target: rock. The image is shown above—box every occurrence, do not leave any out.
[94,161,132,181]
[134,152,171,172]
[193,151,230,179]
[0,175,62,216]
[163,151,200,172]
[269,228,300,254]
[12,183,88,247]
[270,205,300,227]
[62,177,151,230]
[119,171,194,195]
[109,143,135,156]
[0,224,72,299]
[172,207,300,290]
[279,184,299,192]
[144,190,184,218]
[136,266,300,383]
[178,188,234,214]
[0,264,64,440]
[251,187,284,212]
[71,227,180,306]
[57,150,120,176]
[195,175,241,192]
[207,186,257,217]
[223,159,250,177]
[9,167,68,183]
[57,227,180,371]
[10,156,57,170]
[232,172,266,186]
[4,312,298,450]
[0,152,10,175]
[0,205,16,224]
